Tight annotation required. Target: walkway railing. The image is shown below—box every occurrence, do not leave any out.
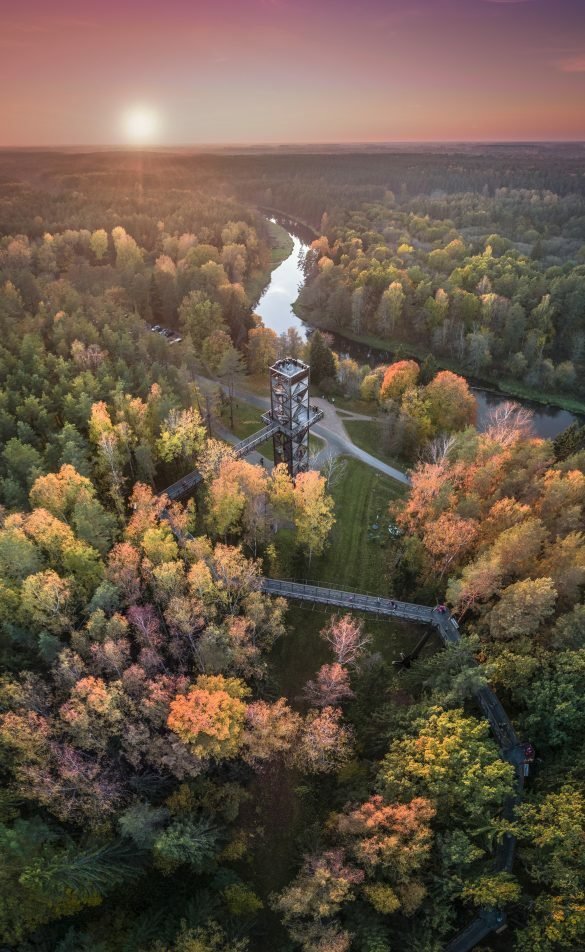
[259,577,525,952]
[158,504,526,952]
[233,422,280,455]
[163,423,280,500]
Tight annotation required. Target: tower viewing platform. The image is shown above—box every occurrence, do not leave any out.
[261,358,323,477]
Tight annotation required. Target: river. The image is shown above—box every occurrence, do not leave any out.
[255,218,581,439]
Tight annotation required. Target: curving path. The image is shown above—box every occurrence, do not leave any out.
[195,374,411,486]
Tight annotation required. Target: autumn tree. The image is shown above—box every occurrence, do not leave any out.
[322,614,370,666]
[272,849,363,952]
[336,795,435,915]
[380,360,419,401]
[295,706,353,774]
[513,786,585,950]
[242,698,302,766]
[88,402,128,512]
[29,465,116,554]
[178,291,227,351]
[423,512,479,579]
[424,371,476,433]
[269,463,295,529]
[90,228,109,261]
[20,570,72,634]
[207,458,269,553]
[378,707,514,823]
[489,577,557,641]
[293,471,335,564]
[247,326,278,374]
[377,281,405,334]
[156,407,206,466]
[303,663,354,707]
[167,675,250,760]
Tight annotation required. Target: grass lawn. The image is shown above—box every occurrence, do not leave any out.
[343,419,411,473]
[272,457,406,595]
[311,458,406,594]
[271,603,433,707]
[267,218,294,264]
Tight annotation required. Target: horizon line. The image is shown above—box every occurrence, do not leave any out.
[1,138,585,151]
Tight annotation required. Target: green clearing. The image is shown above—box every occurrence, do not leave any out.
[271,603,433,708]
[245,605,437,949]
[309,458,406,593]
[267,218,295,264]
[343,419,410,474]
[272,457,406,595]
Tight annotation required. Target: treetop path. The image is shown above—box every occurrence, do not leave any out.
[164,422,281,500]
[159,359,528,951]
[261,579,526,952]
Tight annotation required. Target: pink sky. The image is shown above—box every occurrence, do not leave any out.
[1,0,584,145]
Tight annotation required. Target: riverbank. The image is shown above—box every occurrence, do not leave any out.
[245,218,294,307]
[295,305,585,417]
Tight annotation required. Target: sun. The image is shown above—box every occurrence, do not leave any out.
[122,106,159,145]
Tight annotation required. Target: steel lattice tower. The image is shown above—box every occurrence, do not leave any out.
[262,358,323,478]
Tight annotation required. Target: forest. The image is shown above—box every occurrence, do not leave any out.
[0,148,585,952]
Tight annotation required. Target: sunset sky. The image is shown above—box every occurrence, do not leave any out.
[2,0,584,145]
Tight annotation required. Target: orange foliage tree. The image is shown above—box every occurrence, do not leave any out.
[167,674,250,759]
[380,360,420,401]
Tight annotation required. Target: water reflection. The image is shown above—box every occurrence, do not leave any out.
[255,224,311,339]
[473,388,578,440]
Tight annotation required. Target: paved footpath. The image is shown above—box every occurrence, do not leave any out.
[197,376,411,486]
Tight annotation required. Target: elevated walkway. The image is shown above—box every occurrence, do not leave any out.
[158,499,527,952]
[260,577,525,952]
[164,423,280,500]
[234,421,280,455]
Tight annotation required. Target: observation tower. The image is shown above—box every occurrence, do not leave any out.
[262,358,323,477]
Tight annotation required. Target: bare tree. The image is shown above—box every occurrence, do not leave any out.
[319,450,347,489]
[486,400,534,447]
[322,614,370,666]
[421,433,457,466]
